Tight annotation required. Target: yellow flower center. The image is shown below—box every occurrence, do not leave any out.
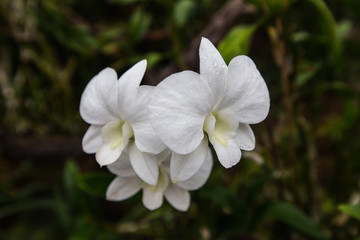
[102,120,134,150]
[203,112,235,147]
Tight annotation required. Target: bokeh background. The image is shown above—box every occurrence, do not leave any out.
[1,0,360,239]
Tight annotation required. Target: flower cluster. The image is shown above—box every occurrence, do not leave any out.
[79,37,270,211]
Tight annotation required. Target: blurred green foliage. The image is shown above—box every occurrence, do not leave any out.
[1,0,360,239]
[339,204,360,221]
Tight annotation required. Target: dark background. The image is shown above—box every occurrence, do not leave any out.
[1,0,360,239]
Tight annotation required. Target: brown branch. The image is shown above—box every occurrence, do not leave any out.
[2,135,86,161]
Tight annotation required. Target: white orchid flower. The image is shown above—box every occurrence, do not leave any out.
[80,60,166,186]
[106,147,213,211]
[149,38,270,182]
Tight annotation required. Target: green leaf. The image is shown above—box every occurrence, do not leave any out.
[306,0,341,66]
[295,61,320,87]
[128,8,152,42]
[129,51,165,69]
[173,0,195,27]
[264,201,327,239]
[339,204,360,220]
[77,172,114,197]
[63,160,79,200]
[292,31,311,43]
[336,20,352,41]
[218,25,257,64]
[53,190,72,229]
[266,0,292,14]
[144,52,164,67]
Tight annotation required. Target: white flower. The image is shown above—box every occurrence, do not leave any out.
[80,60,166,186]
[106,148,213,211]
[149,38,270,181]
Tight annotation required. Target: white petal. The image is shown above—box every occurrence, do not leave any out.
[106,176,142,201]
[96,144,122,166]
[203,113,215,138]
[133,121,166,154]
[164,184,190,212]
[142,186,164,210]
[170,137,208,183]
[82,125,102,153]
[133,126,163,155]
[235,123,255,151]
[118,60,147,118]
[128,142,159,186]
[157,148,172,165]
[199,37,227,105]
[218,56,270,124]
[80,68,121,125]
[122,121,134,147]
[107,151,137,177]
[212,136,241,168]
[149,71,213,154]
[176,148,213,191]
[96,120,126,166]
[130,86,166,154]
[142,168,169,210]
[158,167,170,192]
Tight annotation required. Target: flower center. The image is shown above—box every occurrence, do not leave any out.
[102,120,134,151]
[203,112,235,147]
[146,165,169,190]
